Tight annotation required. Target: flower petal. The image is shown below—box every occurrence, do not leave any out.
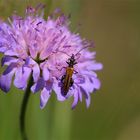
[0,47,7,53]
[0,70,15,92]
[34,78,45,92]
[45,79,53,91]
[5,50,19,57]
[79,77,94,93]
[14,67,31,89]
[43,67,49,81]
[1,56,17,67]
[91,77,101,90]
[88,62,103,71]
[27,58,40,82]
[31,83,37,93]
[78,88,82,102]
[40,88,51,109]
[80,87,88,99]
[74,75,85,84]
[3,63,17,75]
[80,87,91,108]
[32,63,40,82]
[85,94,91,108]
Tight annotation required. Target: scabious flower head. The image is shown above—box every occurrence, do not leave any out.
[0,6,103,109]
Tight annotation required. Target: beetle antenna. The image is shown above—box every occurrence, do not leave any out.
[75,46,88,56]
[53,50,71,57]
[75,41,94,56]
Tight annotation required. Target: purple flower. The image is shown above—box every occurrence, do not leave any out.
[0,6,103,109]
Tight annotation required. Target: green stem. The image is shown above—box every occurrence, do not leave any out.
[51,101,72,140]
[20,76,33,140]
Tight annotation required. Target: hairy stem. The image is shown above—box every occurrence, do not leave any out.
[20,76,33,140]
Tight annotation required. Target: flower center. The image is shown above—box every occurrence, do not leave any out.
[35,53,48,64]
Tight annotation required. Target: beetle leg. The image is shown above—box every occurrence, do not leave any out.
[61,75,66,83]
[56,67,66,71]
[74,61,77,65]
[70,78,74,87]
[66,61,70,65]
[74,70,78,74]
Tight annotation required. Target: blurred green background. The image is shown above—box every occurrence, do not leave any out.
[0,0,140,140]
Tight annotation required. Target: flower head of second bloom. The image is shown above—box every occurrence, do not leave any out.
[0,6,103,109]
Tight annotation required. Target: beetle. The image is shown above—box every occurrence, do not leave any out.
[60,54,77,96]
[60,44,91,96]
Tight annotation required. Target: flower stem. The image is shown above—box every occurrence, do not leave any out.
[20,76,33,140]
